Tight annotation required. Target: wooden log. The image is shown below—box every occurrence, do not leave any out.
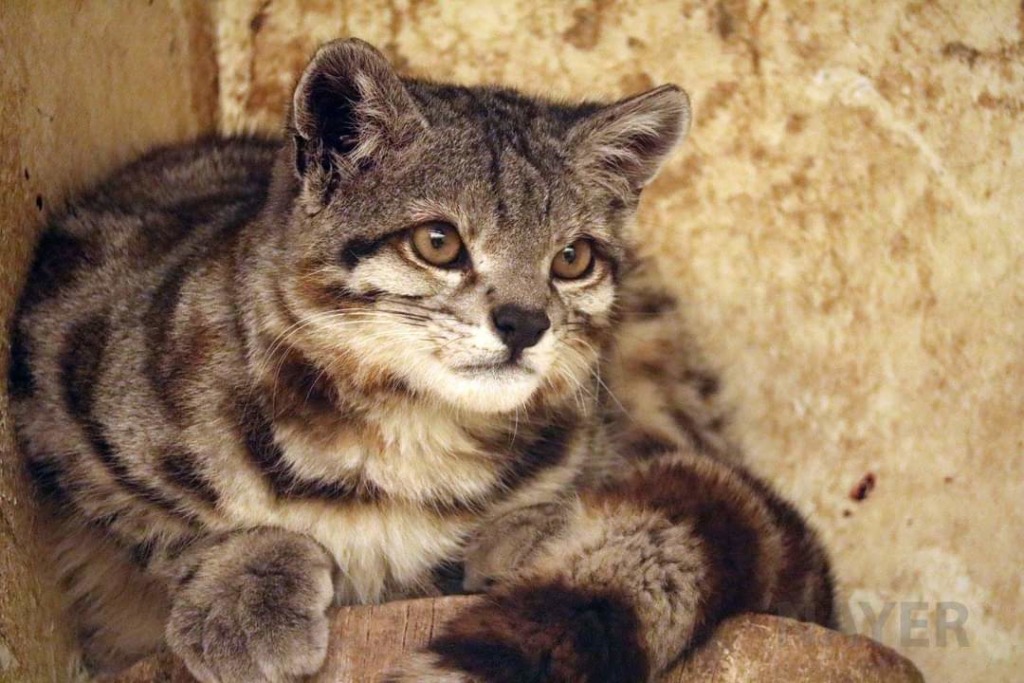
[113,596,923,682]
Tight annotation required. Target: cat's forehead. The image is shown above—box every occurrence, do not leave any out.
[406,81,595,136]
[396,82,609,245]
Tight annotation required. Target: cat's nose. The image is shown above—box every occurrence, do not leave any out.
[491,304,550,356]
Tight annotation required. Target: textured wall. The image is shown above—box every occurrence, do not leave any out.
[0,2,217,681]
[212,1,1023,681]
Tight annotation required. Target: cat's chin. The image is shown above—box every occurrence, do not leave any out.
[416,363,543,414]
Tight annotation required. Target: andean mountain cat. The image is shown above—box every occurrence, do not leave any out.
[10,38,834,682]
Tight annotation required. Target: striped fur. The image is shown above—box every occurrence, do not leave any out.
[10,39,832,682]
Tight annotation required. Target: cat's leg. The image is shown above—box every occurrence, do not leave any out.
[461,501,571,593]
[388,451,834,682]
[47,515,171,674]
[152,527,340,683]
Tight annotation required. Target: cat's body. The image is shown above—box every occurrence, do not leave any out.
[11,39,834,682]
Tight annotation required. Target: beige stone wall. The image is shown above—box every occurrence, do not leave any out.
[0,2,217,681]
[213,1,1023,681]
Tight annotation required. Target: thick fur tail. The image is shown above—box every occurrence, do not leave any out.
[388,451,834,682]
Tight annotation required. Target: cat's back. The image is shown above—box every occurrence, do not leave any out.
[12,137,278,323]
[9,137,278,517]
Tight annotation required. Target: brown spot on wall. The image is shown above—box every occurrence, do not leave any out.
[700,81,739,122]
[923,79,945,101]
[785,113,807,135]
[849,472,876,502]
[563,1,612,51]
[618,72,654,95]
[942,41,982,67]
[715,0,736,40]
[977,91,1023,115]
[250,0,271,34]
[889,232,911,259]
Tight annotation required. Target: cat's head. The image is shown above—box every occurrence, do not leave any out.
[269,38,689,415]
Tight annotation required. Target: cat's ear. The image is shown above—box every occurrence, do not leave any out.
[569,85,691,199]
[291,38,426,185]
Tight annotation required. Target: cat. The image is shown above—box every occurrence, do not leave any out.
[9,38,834,682]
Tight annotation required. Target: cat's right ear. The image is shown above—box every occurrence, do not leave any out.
[291,38,427,192]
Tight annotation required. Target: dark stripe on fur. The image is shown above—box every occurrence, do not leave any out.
[485,133,509,224]
[158,449,220,508]
[669,407,714,454]
[266,346,342,416]
[340,234,391,269]
[272,283,303,328]
[26,454,73,507]
[143,261,193,422]
[129,538,158,567]
[726,465,836,627]
[624,432,678,460]
[428,582,649,683]
[624,291,676,317]
[496,422,573,496]
[61,315,112,424]
[235,394,386,503]
[8,323,34,398]
[60,315,198,524]
[461,92,511,225]
[18,227,97,312]
[146,196,266,423]
[686,370,719,399]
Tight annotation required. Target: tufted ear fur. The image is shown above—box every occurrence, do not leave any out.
[569,85,691,199]
[291,38,427,193]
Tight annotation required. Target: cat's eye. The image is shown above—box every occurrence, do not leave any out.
[551,238,595,280]
[410,222,464,267]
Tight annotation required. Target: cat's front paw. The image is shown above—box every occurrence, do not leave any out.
[385,581,649,683]
[166,529,338,683]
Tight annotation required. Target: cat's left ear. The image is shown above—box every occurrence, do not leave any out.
[291,38,427,190]
[569,85,691,199]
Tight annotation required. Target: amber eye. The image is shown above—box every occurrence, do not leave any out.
[551,238,595,280]
[411,222,464,267]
